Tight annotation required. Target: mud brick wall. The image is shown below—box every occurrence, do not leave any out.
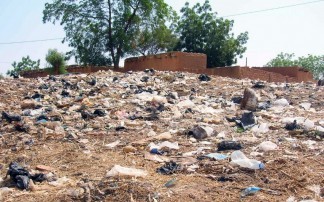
[253,67,314,82]
[124,52,207,72]
[239,67,289,82]
[20,51,314,83]
[20,70,50,78]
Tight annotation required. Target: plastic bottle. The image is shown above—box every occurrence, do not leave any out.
[231,151,264,169]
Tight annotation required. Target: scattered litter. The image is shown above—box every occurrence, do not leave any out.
[258,101,271,110]
[285,120,301,130]
[235,112,257,130]
[145,152,170,162]
[300,103,311,110]
[187,126,208,140]
[2,112,21,123]
[274,98,290,107]
[7,162,46,190]
[105,140,121,148]
[198,74,211,81]
[203,153,228,160]
[251,123,269,134]
[258,141,278,151]
[48,176,70,187]
[241,186,261,197]
[252,81,265,88]
[0,68,321,201]
[106,165,148,178]
[231,151,264,169]
[157,161,181,175]
[164,178,177,188]
[149,141,179,150]
[217,141,242,151]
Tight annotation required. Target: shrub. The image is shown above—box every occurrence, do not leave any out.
[6,56,40,77]
[46,49,67,74]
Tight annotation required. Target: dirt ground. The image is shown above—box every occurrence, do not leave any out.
[0,70,323,202]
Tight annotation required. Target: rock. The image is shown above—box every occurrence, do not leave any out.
[123,145,137,153]
[241,88,258,111]
[21,100,36,109]
[28,179,37,191]
[36,165,54,172]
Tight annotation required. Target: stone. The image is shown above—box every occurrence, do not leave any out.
[36,165,54,172]
[21,100,36,109]
[123,145,137,153]
[241,88,258,111]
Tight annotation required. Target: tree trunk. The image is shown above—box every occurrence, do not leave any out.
[113,57,119,69]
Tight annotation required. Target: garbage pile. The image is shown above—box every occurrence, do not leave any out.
[0,70,323,201]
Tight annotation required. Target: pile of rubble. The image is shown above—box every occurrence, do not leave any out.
[0,70,323,201]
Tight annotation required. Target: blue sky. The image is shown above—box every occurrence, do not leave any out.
[0,0,323,75]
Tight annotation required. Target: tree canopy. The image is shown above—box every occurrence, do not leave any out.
[6,56,40,77]
[43,0,176,68]
[174,0,248,67]
[266,52,324,79]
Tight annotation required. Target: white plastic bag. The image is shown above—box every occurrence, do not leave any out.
[106,165,147,177]
[231,151,264,169]
[258,141,278,151]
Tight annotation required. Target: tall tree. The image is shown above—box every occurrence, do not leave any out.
[130,9,178,56]
[43,0,175,68]
[174,0,248,67]
[266,52,324,79]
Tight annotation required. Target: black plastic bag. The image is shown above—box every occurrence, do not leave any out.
[187,126,207,140]
[198,74,211,81]
[235,112,256,130]
[2,112,21,123]
[218,141,242,151]
[7,162,46,190]
[157,161,181,175]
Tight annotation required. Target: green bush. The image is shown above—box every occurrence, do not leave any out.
[0,73,4,80]
[46,49,67,74]
[6,56,40,77]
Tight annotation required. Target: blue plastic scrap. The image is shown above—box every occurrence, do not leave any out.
[241,186,261,197]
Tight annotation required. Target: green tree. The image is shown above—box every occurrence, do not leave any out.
[130,9,178,56]
[46,49,67,74]
[265,52,298,67]
[266,52,324,79]
[6,56,40,77]
[297,55,324,80]
[43,0,175,68]
[174,0,248,67]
